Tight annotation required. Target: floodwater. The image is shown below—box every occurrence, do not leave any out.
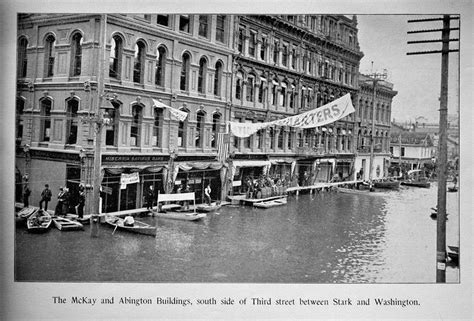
[15,183,459,283]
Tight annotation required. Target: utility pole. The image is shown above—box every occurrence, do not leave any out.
[367,68,387,189]
[407,15,459,283]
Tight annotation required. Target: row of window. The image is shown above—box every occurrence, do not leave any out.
[357,100,391,124]
[17,98,223,149]
[237,27,356,85]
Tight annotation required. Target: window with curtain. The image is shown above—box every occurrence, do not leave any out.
[105,101,120,146]
[155,46,166,87]
[198,57,207,94]
[211,113,221,148]
[130,105,142,146]
[66,99,79,144]
[213,61,222,96]
[44,35,56,77]
[180,53,190,91]
[195,111,205,148]
[71,32,83,76]
[40,99,52,142]
[109,35,122,79]
[133,41,145,84]
[18,37,28,78]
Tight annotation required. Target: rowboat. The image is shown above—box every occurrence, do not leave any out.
[447,246,459,263]
[401,180,431,188]
[52,216,84,231]
[27,210,52,233]
[196,202,222,213]
[18,207,39,219]
[401,170,431,188]
[373,180,400,190]
[105,216,157,236]
[253,197,287,209]
[152,192,206,221]
[65,213,91,225]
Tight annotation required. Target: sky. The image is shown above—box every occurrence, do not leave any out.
[356,15,460,124]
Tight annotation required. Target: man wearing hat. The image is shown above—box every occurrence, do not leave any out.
[39,184,52,211]
[55,187,65,216]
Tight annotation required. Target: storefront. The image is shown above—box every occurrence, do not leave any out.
[334,157,355,181]
[229,159,271,195]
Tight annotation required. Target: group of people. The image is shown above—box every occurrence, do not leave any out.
[22,183,86,218]
[243,174,290,199]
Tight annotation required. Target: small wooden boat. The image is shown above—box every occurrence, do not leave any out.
[105,216,157,236]
[27,210,52,233]
[17,207,38,219]
[152,192,207,221]
[401,169,431,188]
[373,180,400,190]
[65,213,91,225]
[401,180,431,188]
[52,216,84,231]
[447,246,459,263]
[253,198,287,209]
[196,202,222,213]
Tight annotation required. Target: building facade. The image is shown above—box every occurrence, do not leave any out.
[16,14,398,213]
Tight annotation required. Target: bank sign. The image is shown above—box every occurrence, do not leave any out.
[229,93,355,138]
[120,172,140,189]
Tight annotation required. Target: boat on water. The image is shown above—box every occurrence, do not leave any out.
[105,216,157,236]
[401,170,431,188]
[196,202,222,213]
[373,179,400,190]
[27,210,52,233]
[151,192,207,221]
[52,216,84,231]
[65,213,91,225]
[447,246,459,264]
[253,197,287,209]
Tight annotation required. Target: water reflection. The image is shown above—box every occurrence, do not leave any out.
[15,183,459,283]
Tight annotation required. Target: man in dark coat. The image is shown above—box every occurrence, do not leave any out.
[145,185,155,210]
[39,184,52,211]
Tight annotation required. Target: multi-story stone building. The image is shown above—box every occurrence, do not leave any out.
[228,15,363,192]
[16,14,396,214]
[16,14,235,213]
[355,74,397,180]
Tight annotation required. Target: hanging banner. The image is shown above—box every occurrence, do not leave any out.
[152,98,188,121]
[229,93,355,138]
[120,172,140,186]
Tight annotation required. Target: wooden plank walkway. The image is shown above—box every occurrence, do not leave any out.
[286,180,364,195]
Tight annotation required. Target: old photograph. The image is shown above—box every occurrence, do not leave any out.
[2,1,472,319]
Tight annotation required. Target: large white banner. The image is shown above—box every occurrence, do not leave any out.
[229,93,355,138]
[120,172,140,188]
[152,98,188,121]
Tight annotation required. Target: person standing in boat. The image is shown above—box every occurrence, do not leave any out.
[145,185,155,210]
[39,184,52,211]
[204,183,212,206]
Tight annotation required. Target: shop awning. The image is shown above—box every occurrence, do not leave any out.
[270,158,294,164]
[232,160,271,168]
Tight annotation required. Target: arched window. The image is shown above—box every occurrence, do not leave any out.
[105,101,120,146]
[213,61,223,96]
[272,80,278,105]
[18,37,28,78]
[277,128,284,149]
[133,41,146,84]
[71,32,83,76]
[258,78,265,103]
[246,76,254,102]
[178,108,189,147]
[16,99,25,144]
[130,105,142,146]
[280,82,288,106]
[198,57,207,94]
[180,53,190,91]
[44,35,56,77]
[195,110,205,147]
[40,99,52,141]
[155,46,166,87]
[109,35,123,78]
[66,99,79,144]
[235,78,242,100]
[153,108,163,147]
[211,113,221,148]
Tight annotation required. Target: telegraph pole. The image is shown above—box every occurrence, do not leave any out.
[407,15,459,283]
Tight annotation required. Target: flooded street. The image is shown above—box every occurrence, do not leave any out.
[15,183,459,283]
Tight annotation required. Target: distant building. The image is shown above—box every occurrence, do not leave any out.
[389,131,436,171]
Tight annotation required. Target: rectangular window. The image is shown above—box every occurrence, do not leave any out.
[179,15,190,33]
[157,15,169,26]
[216,15,226,43]
[260,37,267,60]
[282,45,288,67]
[246,77,254,102]
[198,15,209,38]
[291,48,296,69]
[273,41,279,64]
[248,32,256,57]
[238,28,244,53]
[401,147,405,157]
